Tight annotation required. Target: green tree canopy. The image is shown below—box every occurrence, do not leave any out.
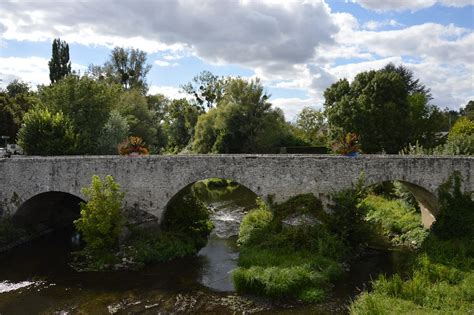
[39,75,121,154]
[116,89,156,145]
[97,111,130,154]
[48,38,71,84]
[293,107,327,146]
[17,107,76,155]
[163,98,202,152]
[89,47,152,94]
[193,78,295,153]
[0,80,40,140]
[181,70,227,109]
[324,64,443,153]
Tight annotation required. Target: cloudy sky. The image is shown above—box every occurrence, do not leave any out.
[0,0,473,120]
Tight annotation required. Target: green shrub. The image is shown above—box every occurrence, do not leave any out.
[327,177,370,248]
[74,175,124,253]
[431,172,474,240]
[237,198,272,246]
[362,194,428,248]
[162,191,213,249]
[350,173,474,314]
[234,193,348,302]
[126,229,198,264]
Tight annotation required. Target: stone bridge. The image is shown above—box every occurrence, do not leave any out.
[0,155,472,228]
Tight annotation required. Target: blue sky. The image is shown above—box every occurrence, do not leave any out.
[0,0,473,121]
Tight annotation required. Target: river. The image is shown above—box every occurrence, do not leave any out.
[0,181,405,314]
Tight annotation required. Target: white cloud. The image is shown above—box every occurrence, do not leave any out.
[272,97,319,122]
[154,60,179,67]
[0,0,472,114]
[351,0,472,12]
[363,19,403,30]
[148,85,187,99]
[0,56,85,89]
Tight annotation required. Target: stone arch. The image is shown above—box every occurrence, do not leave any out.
[13,191,85,233]
[367,179,439,228]
[161,177,261,224]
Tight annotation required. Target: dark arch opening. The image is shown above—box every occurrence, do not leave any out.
[164,178,260,238]
[13,192,84,234]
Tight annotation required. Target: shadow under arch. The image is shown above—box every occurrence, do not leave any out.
[163,178,261,236]
[13,191,85,233]
[370,180,439,228]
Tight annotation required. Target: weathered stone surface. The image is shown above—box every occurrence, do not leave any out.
[0,155,472,227]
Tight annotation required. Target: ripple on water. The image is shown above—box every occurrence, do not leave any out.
[0,280,44,293]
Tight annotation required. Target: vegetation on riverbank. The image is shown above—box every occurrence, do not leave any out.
[232,194,357,302]
[125,192,213,265]
[351,173,474,314]
[362,194,428,248]
[72,175,213,270]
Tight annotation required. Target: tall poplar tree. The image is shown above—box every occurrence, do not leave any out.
[48,38,72,84]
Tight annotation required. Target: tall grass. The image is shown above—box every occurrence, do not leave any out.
[351,173,474,314]
[232,194,347,302]
[362,194,428,248]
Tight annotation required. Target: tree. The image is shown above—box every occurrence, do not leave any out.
[74,175,124,252]
[182,70,226,109]
[39,75,121,154]
[383,63,430,98]
[90,47,152,94]
[163,98,202,152]
[324,64,443,153]
[294,107,327,145]
[193,77,294,153]
[17,107,76,155]
[460,100,474,120]
[325,70,411,153]
[97,111,130,154]
[48,38,72,84]
[0,80,39,140]
[116,89,156,146]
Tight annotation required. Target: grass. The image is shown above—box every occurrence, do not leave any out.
[351,241,474,314]
[126,229,199,264]
[232,194,347,302]
[362,194,429,248]
[350,174,474,314]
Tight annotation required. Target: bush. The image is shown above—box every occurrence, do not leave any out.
[237,198,273,246]
[74,175,124,253]
[162,191,213,250]
[362,194,428,248]
[17,107,76,155]
[126,229,198,264]
[431,172,474,240]
[326,177,370,248]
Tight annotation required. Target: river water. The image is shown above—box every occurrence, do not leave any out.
[0,182,404,314]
